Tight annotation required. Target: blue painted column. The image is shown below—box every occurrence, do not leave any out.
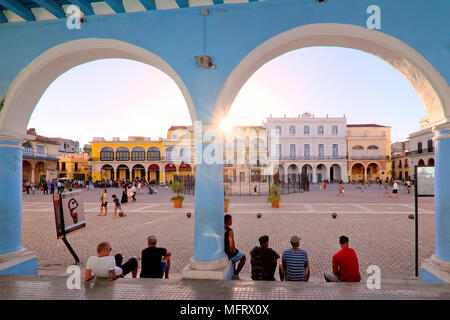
[433,125,450,262]
[420,122,450,284]
[193,125,225,262]
[0,140,23,254]
[0,137,38,275]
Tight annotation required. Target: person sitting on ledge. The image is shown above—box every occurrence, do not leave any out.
[85,241,138,281]
[279,235,310,282]
[224,214,246,280]
[140,236,171,279]
[250,235,280,280]
[324,235,361,282]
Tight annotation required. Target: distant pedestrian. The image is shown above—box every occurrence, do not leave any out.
[50,181,55,194]
[132,184,137,202]
[112,194,126,219]
[99,189,108,217]
[338,182,344,197]
[391,181,399,199]
[43,181,48,195]
[323,180,327,191]
[121,187,127,205]
[127,187,133,203]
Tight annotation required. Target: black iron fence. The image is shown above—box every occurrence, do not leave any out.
[173,173,310,196]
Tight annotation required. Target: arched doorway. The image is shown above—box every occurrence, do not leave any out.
[288,164,298,184]
[428,158,435,166]
[148,164,160,184]
[273,165,285,184]
[22,161,32,184]
[367,163,379,182]
[418,159,426,166]
[100,164,114,181]
[178,163,193,177]
[132,164,146,180]
[301,165,313,183]
[34,162,45,183]
[351,163,365,182]
[165,163,177,184]
[116,165,130,181]
[330,164,341,182]
[316,164,327,182]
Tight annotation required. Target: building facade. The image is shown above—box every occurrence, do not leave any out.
[264,113,347,183]
[22,128,59,184]
[55,137,80,154]
[391,141,411,181]
[346,124,391,182]
[407,117,435,169]
[58,153,91,181]
[91,126,195,184]
[223,126,268,183]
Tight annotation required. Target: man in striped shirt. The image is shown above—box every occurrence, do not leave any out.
[279,235,310,281]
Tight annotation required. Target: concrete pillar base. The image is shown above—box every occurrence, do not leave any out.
[420,254,450,284]
[0,248,38,275]
[182,256,234,280]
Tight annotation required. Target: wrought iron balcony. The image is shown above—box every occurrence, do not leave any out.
[406,148,434,156]
[349,155,390,160]
[274,156,347,161]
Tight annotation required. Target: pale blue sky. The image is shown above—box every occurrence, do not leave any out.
[28,47,426,147]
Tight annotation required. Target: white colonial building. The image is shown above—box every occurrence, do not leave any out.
[407,116,435,168]
[264,112,348,183]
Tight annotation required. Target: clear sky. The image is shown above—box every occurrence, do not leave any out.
[28,47,426,147]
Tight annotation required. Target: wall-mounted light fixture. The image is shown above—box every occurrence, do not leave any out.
[195,55,216,69]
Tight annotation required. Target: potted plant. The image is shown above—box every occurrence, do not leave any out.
[224,184,230,213]
[170,181,185,208]
[267,185,281,208]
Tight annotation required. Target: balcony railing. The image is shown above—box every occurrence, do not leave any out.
[406,148,434,156]
[349,155,390,160]
[23,151,60,160]
[276,156,347,161]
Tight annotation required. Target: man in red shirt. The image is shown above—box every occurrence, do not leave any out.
[324,235,361,282]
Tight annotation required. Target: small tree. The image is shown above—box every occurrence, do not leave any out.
[267,185,281,204]
[170,181,185,202]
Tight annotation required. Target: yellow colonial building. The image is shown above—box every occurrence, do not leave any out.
[346,124,392,182]
[58,153,91,181]
[91,126,195,184]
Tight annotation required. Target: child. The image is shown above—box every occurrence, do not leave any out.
[112,194,126,219]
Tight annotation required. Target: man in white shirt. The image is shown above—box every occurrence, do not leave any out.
[131,184,137,202]
[85,242,138,281]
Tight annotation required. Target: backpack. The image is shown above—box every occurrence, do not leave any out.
[251,247,268,280]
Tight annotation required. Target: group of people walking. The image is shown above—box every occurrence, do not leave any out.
[225,214,361,282]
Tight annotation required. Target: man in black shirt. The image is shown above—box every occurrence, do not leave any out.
[250,235,280,280]
[140,236,171,279]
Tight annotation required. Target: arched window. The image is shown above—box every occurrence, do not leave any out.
[131,146,145,161]
[100,146,114,161]
[404,159,409,168]
[351,145,364,158]
[147,146,161,161]
[116,147,130,161]
[165,147,177,161]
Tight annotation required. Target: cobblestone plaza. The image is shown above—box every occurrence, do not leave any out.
[22,183,435,282]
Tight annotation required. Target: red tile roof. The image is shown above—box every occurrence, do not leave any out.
[347,124,389,128]
[26,129,59,145]
[168,126,188,130]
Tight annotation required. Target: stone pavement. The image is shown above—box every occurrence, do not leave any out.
[21,183,435,281]
[0,275,449,300]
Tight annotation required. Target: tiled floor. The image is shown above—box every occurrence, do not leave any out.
[0,276,449,300]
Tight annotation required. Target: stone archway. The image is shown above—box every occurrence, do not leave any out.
[0,38,196,137]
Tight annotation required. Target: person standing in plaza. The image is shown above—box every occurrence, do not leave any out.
[140,236,171,279]
[112,194,126,219]
[324,235,361,282]
[43,181,48,195]
[279,235,310,282]
[391,180,399,199]
[338,181,344,197]
[224,214,246,280]
[121,186,127,205]
[127,186,133,203]
[131,184,137,202]
[323,179,327,191]
[250,235,280,281]
[99,189,108,216]
[50,181,55,194]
